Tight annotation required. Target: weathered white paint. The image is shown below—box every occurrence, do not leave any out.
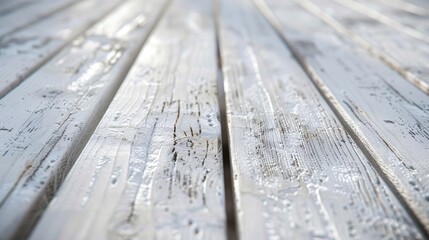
[258,0,429,233]
[0,0,168,238]
[0,0,78,37]
[293,0,429,94]
[218,0,424,239]
[0,0,122,98]
[31,0,226,239]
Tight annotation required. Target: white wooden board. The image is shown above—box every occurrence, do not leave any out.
[0,0,168,238]
[0,0,122,98]
[0,0,78,37]
[293,0,429,94]
[258,0,429,233]
[218,0,425,239]
[31,0,225,239]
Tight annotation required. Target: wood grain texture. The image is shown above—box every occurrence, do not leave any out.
[258,0,429,233]
[0,0,168,238]
[0,0,122,98]
[0,0,78,37]
[31,0,226,239]
[218,0,424,239]
[293,0,429,94]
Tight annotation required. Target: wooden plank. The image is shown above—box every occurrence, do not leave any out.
[350,0,429,35]
[332,0,429,44]
[400,0,429,10]
[31,0,225,239]
[0,0,168,238]
[0,0,36,16]
[375,0,429,15]
[292,0,429,94]
[258,0,429,233]
[0,0,78,37]
[0,0,122,98]
[218,0,424,239]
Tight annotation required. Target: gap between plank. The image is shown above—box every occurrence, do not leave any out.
[213,0,238,239]
[254,0,429,237]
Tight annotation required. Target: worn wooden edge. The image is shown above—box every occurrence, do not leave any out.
[31,0,226,239]
[0,0,123,98]
[256,0,429,234]
[0,0,169,238]
[0,0,79,37]
[218,0,425,238]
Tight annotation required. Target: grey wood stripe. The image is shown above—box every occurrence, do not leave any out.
[0,0,79,37]
[31,0,226,239]
[373,0,429,15]
[0,0,168,238]
[218,0,424,238]
[293,0,429,95]
[349,0,429,34]
[257,0,429,233]
[0,0,122,98]
[333,0,429,43]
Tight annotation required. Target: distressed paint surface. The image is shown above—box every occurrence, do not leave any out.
[0,0,78,37]
[218,0,424,239]
[294,0,429,94]
[258,0,429,233]
[0,0,168,238]
[31,0,226,239]
[0,0,122,98]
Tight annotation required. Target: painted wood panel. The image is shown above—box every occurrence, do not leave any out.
[0,0,168,238]
[293,0,429,94]
[258,0,429,233]
[31,0,226,239]
[0,0,122,98]
[0,0,78,37]
[218,0,424,238]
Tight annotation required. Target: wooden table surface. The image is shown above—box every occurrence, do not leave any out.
[0,0,428,239]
